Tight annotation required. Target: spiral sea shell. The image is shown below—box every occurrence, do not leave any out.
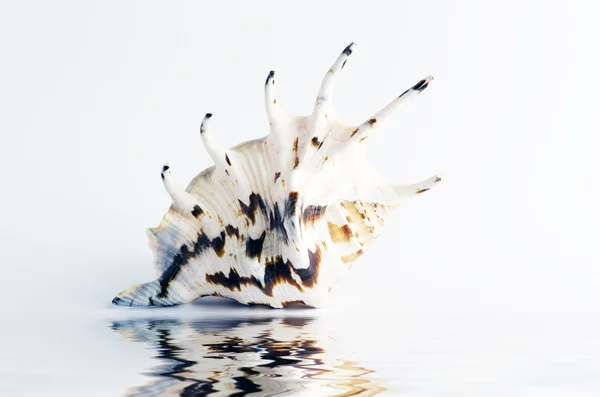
[113,42,441,308]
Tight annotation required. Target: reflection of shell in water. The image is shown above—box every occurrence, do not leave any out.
[112,317,386,396]
[113,42,441,308]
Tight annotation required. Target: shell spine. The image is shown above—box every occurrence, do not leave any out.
[113,42,441,308]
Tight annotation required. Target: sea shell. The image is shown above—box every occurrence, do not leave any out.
[113,42,441,308]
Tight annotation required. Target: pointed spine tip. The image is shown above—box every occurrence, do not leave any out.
[112,296,131,306]
[266,70,275,85]
[343,42,356,55]
[415,75,434,91]
[161,163,170,179]
[400,75,434,97]
[412,79,428,92]
[201,114,212,134]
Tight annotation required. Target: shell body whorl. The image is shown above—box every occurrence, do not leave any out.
[113,43,441,308]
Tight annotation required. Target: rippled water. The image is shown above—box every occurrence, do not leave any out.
[4,308,600,396]
[111,316,384,396]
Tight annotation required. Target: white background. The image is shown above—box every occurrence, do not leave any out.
[1,1,600,395]
[2,0,598,314]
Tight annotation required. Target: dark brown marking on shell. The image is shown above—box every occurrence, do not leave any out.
[341,225,353,239]
[269,203,288,243]
[274,172,281,183]
[400,78,429,97]
[282,300,306,307]
[285,192,299,218]
[206,269,256,292]
[158,231,212,297]
[293,246,321,288]
[350,128,359,137]
[343,43,353,55]
[238,193,267,225]
[205,255,302,297]
[342,59,347,69]
[191,205,203,218]
[156,227,233,298]
[246,231,266,262]
[225,153,232,166]
[292,137,300,168]
[273,98,276,104]
[359,136,367,143]
[157,246,187,298]
[200,114,212,134]
[411,78,429,92]
[225,170,230,176]
[265,70,274,86]
[264,256,303,294]
[368,118,377,126]
[301,205,327,225]
[328,222,353,243]
[225,224,240,238]
[211,231,226,257]
[311,136,323,150]
[264,191,298,245]
[416,188,430,194]
[435,176,442,183]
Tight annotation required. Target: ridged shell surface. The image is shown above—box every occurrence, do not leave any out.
[113,42,441,308]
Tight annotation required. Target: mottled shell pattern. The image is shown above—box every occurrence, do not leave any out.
[113,42,441,308]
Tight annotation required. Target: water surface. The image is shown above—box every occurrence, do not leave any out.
[111,315,384,396]
[3,307,600,396]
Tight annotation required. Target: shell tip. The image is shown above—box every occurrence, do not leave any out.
[343,42,356,55]
[112,296,130,306]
